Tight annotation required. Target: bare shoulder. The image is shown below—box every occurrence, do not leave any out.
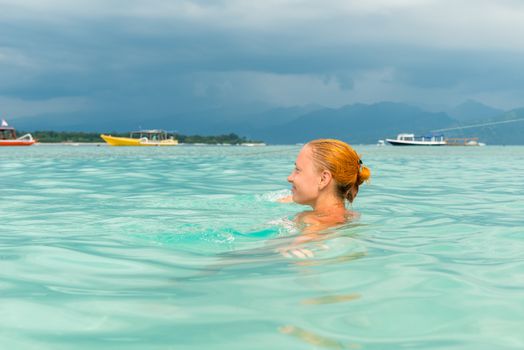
[295,210,325,229]
[295,211,319,225]
[346,210,360,220]
[298,209,359,227]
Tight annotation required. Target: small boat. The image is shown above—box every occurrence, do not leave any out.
[446,137,485,147]
[0,120,36,146]
[100,130,178,146]
[241,143,266,147]
[386,133,446,146]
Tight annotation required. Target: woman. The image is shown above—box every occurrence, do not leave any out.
[279,139,371,257]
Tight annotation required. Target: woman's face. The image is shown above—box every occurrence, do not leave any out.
[287,145,322,206]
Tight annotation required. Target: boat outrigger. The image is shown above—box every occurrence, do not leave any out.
[0,120,36,146]
[100,130,178,146]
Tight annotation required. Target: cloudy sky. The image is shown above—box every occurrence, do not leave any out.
[1,0,523,128]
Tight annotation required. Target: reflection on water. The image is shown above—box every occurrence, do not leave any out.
[169,224,368,284]
[295,251,367,267]
[301,293,361,305]
[280,325,361,349]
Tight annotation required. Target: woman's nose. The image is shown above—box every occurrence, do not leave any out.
[287,173,293,183]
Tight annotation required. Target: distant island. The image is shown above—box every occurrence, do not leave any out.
[13,100,524,145]
[19,131,263,145]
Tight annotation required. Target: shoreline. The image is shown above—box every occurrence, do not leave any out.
[33,142,268,146]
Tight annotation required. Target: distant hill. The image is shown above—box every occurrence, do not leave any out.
[9,100,524,145]
[448,100,505,122]
[238,104,324,129]
[442,108,524,145]
[251,102,457,144]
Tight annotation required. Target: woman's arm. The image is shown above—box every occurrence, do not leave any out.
[278,213,329,258]
[278,231,326,259]
[277,195,293,203]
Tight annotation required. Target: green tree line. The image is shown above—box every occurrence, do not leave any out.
[17,130,262,144]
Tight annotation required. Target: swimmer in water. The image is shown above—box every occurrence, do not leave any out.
[279,139,371,258]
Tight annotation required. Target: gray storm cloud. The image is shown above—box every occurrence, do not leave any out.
[1,0,523,125]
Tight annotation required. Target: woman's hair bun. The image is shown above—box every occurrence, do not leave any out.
[358,165,371,184]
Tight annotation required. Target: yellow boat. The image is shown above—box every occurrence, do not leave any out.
[100,130,178,146]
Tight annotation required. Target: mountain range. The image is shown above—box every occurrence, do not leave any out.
[10,100,524,144]
[238,100,523,145]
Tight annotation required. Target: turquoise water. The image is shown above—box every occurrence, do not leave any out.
[1,144,523,349]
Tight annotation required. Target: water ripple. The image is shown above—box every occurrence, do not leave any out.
[1,145,523,349]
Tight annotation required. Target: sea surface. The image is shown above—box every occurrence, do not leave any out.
[1,144,523,349]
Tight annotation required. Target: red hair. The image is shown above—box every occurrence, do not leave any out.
[308,139,371,203]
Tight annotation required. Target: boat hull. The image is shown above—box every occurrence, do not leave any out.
[100,134,178,146]
[0,140,36,146]
[386,139,446,146]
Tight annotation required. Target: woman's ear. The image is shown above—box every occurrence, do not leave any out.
[318,170,333,190]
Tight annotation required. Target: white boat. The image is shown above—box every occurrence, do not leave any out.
[386,133,446,146]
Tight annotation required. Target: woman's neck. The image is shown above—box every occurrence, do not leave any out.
[311,193,346,216]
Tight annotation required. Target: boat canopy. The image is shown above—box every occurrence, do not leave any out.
[129,130,173,141]
[0,127,17,140]
[129,129,168,134]
[397,133,445,141]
